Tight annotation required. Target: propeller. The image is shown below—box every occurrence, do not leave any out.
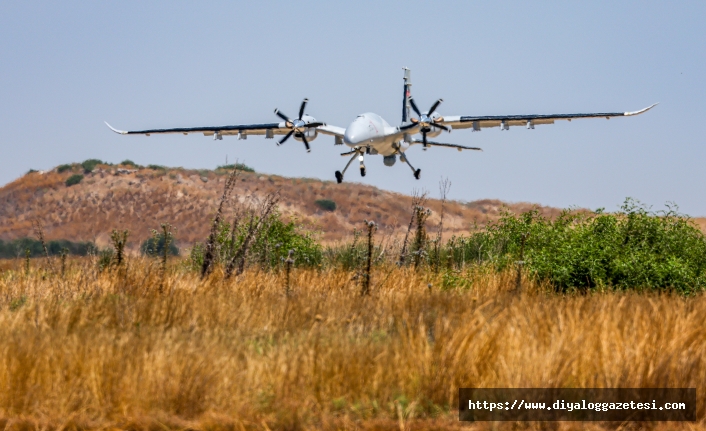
[409,98,450,148]
[274,98,324,152]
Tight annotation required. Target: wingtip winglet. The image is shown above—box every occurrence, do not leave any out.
[104,121,127,134]
[625,103,658,116]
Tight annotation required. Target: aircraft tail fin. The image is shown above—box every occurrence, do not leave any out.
[402,67,412,124]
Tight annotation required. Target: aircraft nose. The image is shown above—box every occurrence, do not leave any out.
[344,118,366,145]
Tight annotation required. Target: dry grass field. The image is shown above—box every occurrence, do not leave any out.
[0,258,703,431]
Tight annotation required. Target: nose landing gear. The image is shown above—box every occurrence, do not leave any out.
[335,149,361,184]
[335,147,421,183]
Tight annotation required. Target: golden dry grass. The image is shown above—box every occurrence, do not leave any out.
[0,258,704,430]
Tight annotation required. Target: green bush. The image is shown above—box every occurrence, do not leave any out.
[0,238,96,259]
[26,169,38,175]
[191,209,321,271]
[120,159,137,167]
[81,159,103,173]
[147,164,165,171]
[217,163,255,173]
[315,199,336,212]
[57,164,73,173]
[254,213,322,268]
[97,248,114,272]
[141,233,179,257]
[65,174,84,187]
[445,199,706,292]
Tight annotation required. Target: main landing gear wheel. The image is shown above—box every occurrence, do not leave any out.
[335,171,343,184]
[414,169,421,180]
[360,166,366,177]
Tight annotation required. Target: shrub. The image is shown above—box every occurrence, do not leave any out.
[315,199,336,212]
[217,163,255,173]
[0,238,96,259]
[57,164,73,173]
[191,209,321,271]
[147,164,165,171]
[65,174,84,187]
[81,159,103,173]
[445,199,706,292]
[97,249,114,272]
[26,169,38,175]
[141,233,179,257]
[120,159,137,167]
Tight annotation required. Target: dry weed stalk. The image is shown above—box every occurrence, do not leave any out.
[412,205,432,270]
[515,232,529,293]
[110,229,129,266]
[151,222,175,292]
[224,192,279,278]
[284,249,294,295]
[399,190,427,265]
[433,178,451,272]
[32,219,55,273]
[202,166,239,278]
[60,248,68,277]
[24,248,30,275]
[361,220,377,296]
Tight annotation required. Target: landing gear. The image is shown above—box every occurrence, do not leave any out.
[335,150,359,184]
[359,153,366,177]
[401,152,422,180]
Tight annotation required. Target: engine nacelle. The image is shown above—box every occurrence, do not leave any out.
[293,128,318,142]
[293,114,319,142]
[423,111,444,138]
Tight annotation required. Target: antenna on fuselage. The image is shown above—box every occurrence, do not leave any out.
[402,67,412,125]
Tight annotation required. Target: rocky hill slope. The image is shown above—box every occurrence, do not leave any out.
[6,162,690,250]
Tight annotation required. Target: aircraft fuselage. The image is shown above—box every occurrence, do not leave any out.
[343,113,400,156]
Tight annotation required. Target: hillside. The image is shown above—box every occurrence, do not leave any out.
[5,161,691,249]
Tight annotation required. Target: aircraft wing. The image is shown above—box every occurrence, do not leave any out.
[438,104,657,131]
[410,139,482,152]
[105,121,294,137]
[316,124,346,137]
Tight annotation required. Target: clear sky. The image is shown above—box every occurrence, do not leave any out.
[1,1,705,215]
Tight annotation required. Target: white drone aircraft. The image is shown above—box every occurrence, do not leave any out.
[106,68,656,183]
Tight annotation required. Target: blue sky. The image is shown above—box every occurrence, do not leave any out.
[1,1,705,214]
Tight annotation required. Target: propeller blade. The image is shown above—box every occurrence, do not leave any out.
[433,122,450,132]
[409,98,422,117]
[275,109,291,123]
[298,98,308,120]
[278,129,294,145]
[304,122,325,128]
[399,122,419,131]
[427,98,443,115]
[301,135,311,152]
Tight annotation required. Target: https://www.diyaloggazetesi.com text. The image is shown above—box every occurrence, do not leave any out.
[458,388,696,421]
